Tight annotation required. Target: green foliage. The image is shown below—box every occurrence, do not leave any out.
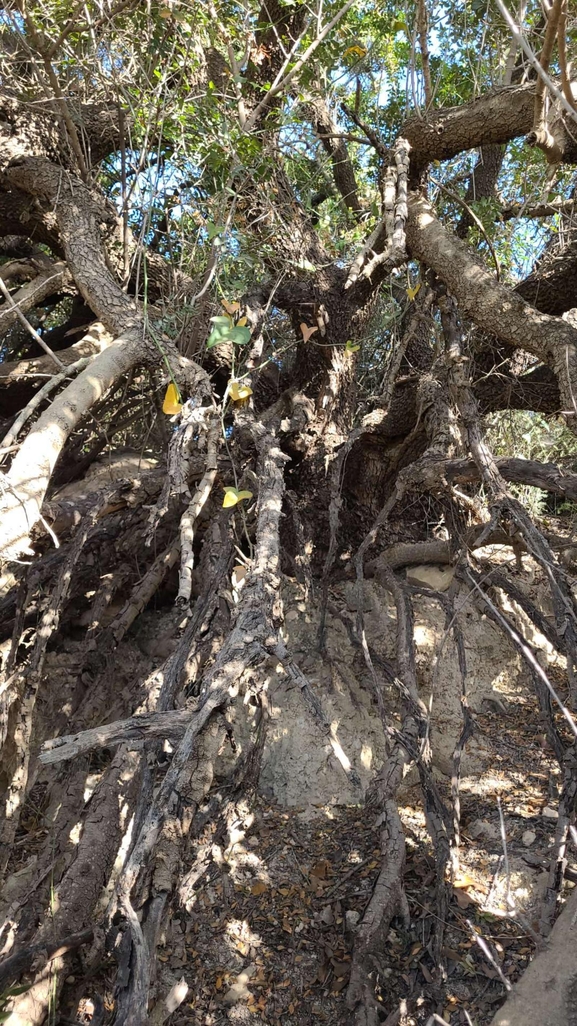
[485,410,577,518]
[3,0,576,399]
[206,315,251,350]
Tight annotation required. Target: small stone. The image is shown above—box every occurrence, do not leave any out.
[467,818,500,841]
[247,836,259,848]
[522,830,536,846]
[285,609,299,622]
[66,975,76,984]
[542,806,559,819]
[223,982,253,1005]
[345,910,361,931]
[319,905,334,926]
[406,565,454,592]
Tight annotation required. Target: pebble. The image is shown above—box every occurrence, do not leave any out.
[345,909,360,931]
[467,818,500,841]
[542,806,559,819]
[223,981,253,1005]
[285,609,299,622]
[522,830,536,846]
[223,964,257,1005]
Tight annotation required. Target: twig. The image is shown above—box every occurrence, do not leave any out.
[493,0,577,127]
[466,919,512,991]
[1,356,91,450]
[464,569,577,742]
[416,0,433,108]
[485,854,505,909]
[244,0,359,131]
[432,178,500,279]
[0,277,65,369]
[557,0,577,112]
[497,796,511,906]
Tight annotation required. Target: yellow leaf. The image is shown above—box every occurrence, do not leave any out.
[453,871,477,889]
[344,44,367,58]
[406,283,421,302]
[223,488,240,508]
[223,488,254,508]
[236,316,248,327]
[162,382,183,415]
[222,299,240,315]
[300,322,318,343]
[215,976,223,990]
[229,380,253,401]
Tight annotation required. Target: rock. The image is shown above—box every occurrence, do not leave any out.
[345,910,361,931]
[522,830,537,847]
[318,905,334,926]
[223,964,256,1005]
[467,818,500,841]
[542,806,559,819]
[285,609,299,622]
[406,565,454,592]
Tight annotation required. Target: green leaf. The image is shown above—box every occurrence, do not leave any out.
[206,322,233,348]
[206,314,251,349]
[206,222,225,240]
[228,326,252,345]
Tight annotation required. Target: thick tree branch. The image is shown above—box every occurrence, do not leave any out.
[40,708,196,766]
[0,157,210,557]
[406,192,577,424]
[403,85,534,170]
[307,94,362,214]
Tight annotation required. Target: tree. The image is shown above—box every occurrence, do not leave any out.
[1,0,577,1023]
